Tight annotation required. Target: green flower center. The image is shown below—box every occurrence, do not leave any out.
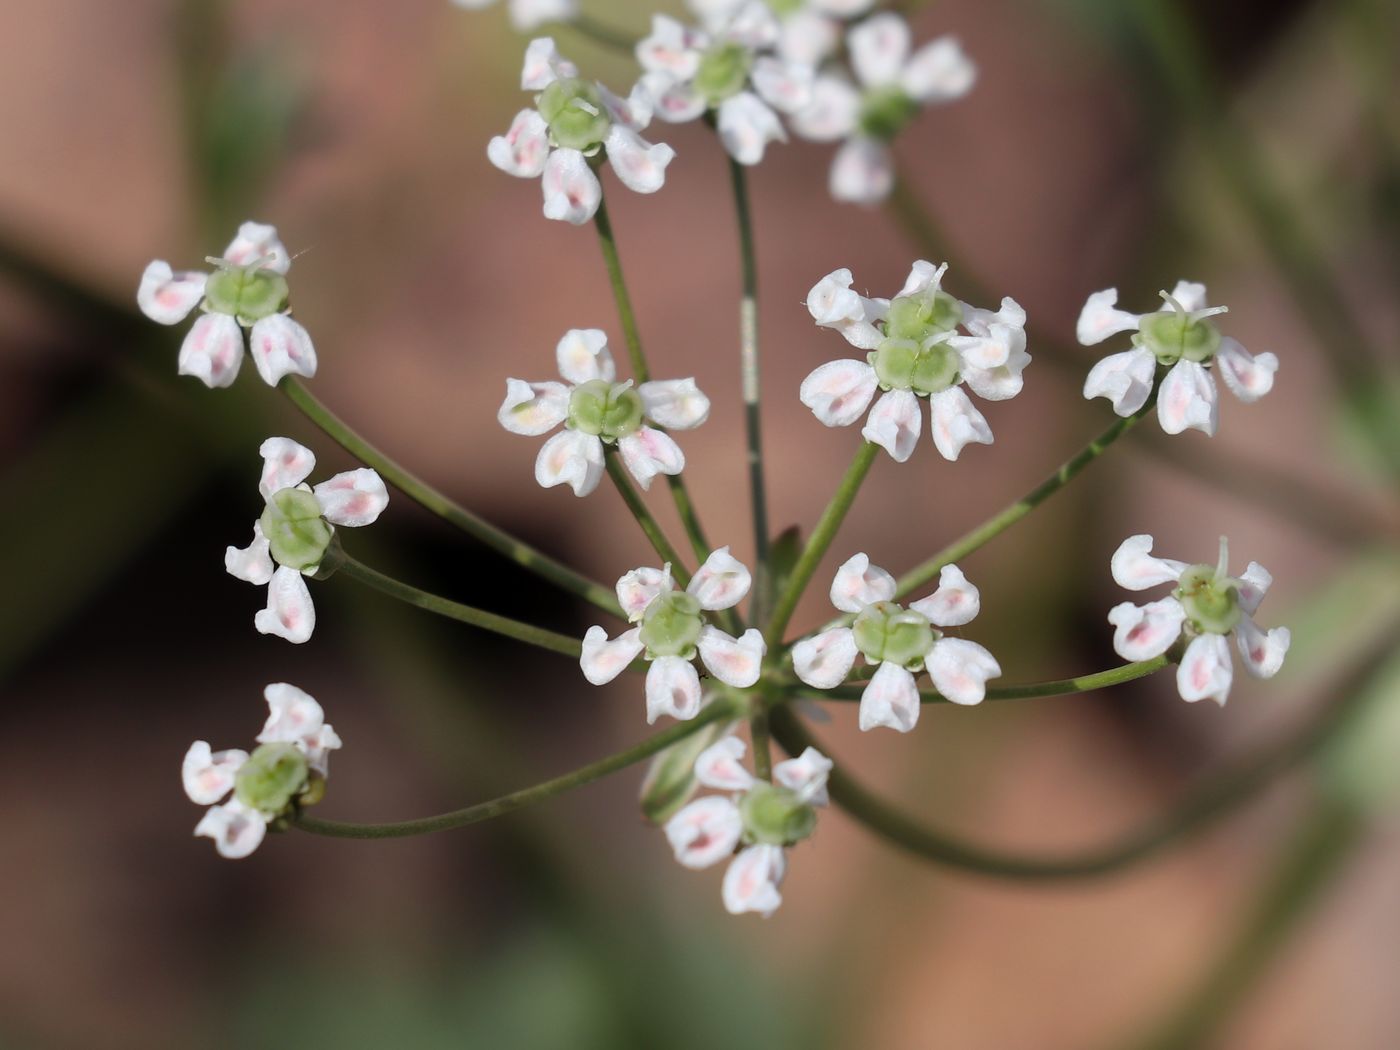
[1137,310,1222,364]
[233,742,309,814]
[739,783,817,846]
[537,77,612,152]
[694,43,752,104]
[858,86,920,140]
[1176,564,1242,634]
[260,487,333,571]
[885,289,963,342]
[871,335,960,395]
[852,601,935,669]
[567,379,645,440]
[638,591,704,658]
[203,263,288,324]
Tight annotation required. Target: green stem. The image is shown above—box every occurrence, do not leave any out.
[338,554,585,659]
[293,698,736,839]
[812,656,1170,703]
[562,13,639,53]
[281,378,619,616]
[604,451,692,587]
[764,441,880,648]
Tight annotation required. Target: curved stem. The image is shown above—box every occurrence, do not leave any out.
[764,441,880,648]
[281,378,619,616]
[338,554,584,659]
[293,698,736,839]
[811,656,1170,703]
[604,451,691,586]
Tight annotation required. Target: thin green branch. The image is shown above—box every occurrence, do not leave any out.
[605,451,692,586]
[281,378,619,616]
[293,698,737,839]
[810,655,1170,703]
[563,13,640,53]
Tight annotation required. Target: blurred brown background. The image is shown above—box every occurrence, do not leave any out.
[2,0,1398,1047]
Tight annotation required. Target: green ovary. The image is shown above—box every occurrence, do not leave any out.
[204,266,288,323]
[871,336,959,395]
[1138,311,1221,364]
[694,43,752,104]
[567,380,645,440]
[261,487,333,571]
[1176,565,1242,634]
[233,743,309,814]
[852,601,935,669]
[639,591,704,658]
[740,783,817,846]
[858,86,920,140]
[537,77,612,152]
[885,290,962,341]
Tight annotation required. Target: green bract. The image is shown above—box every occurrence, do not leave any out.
[537,77,611,152]
[1137,310,1222,364]
[233,742,309,814]
[204,264,288,324]
[568,379,645,440]
[853,601,935,669]
[858,86,920,141]
[260,487,333,571]
[694,43,752,104]
[871,334,960,395]
[1176,565,1243,635]
[740,783,818,846]
[639,591,704,658]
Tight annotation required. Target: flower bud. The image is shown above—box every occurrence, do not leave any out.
[853,600,934,668]
[739,783,817,846]
[260,487,333,571]
[233,742,309,814]
[639,590,704,658]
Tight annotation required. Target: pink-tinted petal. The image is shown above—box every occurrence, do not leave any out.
[1076,288,1142,346]
[535,430,605,496]
[751,56,813,114]
[697,627,765,687]
[927,637,1001,706]
[901,35,976,102]
[909,564,980,627]
[195,800,267,858]
[254,567,316,643]
[960,339,1032,401]
[580,625,644,684]
[541,148,602,224]
[830,136,894,204]
[313,468,389,527]
[1236,616,1290,680]
[779,10,839,68]
[859,661,921,732]
[792,627,858,689]
[718,92,785,166]
[1237,561,1272,615]
[618,426,686,490]
[928,386,992,461]
[806,267,885,347]
[789,73,860,141]
[863,388,922,461]
[258,682,326,746]
[639,71,708,123]
[1083,346,1156,416]
[1158,359,1218,436]
[773,747,832,806]
[498,378,569,435]
[829,553,895,613]
[223,221,289,273]
[182,741,248,805]
[848,12,909,88]
[598,80,654,131]
[225,520,275,585]
[258,436,316,500]
[137,260,207,325]
[639,378,710,429]
[617,565,673,622]
[1108,598,1186,661]
[1214,337,1278,403]
[635,15,704,78]
[1177,633,1233,705]
[800,358,879,428]
[688,547,752,610]
[1110,534,1187,591]
[604,126,675,194]
[947,320,1020,370]
[665,795,743,869]
[647,655,704,723]
[521,36,576,90]
[694,736,755,792]
[249,314,317,386]
[555,328,614,384]
[487,109,552,178]
[178,312,244,388]
[723,844,787,916]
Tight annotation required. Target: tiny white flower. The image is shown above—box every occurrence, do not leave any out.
[488,38,675,224]
[137,221,317,389]
[225,437,388,643]
[1106,534,1291,706]
[688,0,871,67]
[451,0,577,33]
[1078,281,1279,435]
[499,329,710,496]
[792,554,999,732]
[801,261,1029,461]
[184,683,341,858]
[581,549,764,723]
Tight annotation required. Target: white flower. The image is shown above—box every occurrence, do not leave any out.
[635,6,814,166]
[183,683,342,858]
[792,553,999,732]
[800,261,1030,461]
[687,0,873,67]
[1107,534,1291,706]
[789,13,975,203]
[225,437,389,643]
[1078,281,1279,436]
[137,221,317,389]
[451,0,576,33]
[488,38,675,224]
[581,549,764,723]
[498,328,710,496]
[664,735,830,916]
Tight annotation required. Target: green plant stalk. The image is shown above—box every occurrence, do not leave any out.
[811,655,1170,703]
[293,697,737,839]
[563,13,640,53]
[281,377,619,616]
[604,451,692,588]
[338,554,585,659]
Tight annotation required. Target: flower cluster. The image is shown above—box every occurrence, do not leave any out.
[225,437,389,643]
[498,328,710,496]
[802,261,1030,461]
[183,684,340,858]
[581,550,766,723]
[665,735,830,916]
[688,0,873,68]
[452,0,575,32]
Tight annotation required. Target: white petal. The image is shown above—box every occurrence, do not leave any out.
[792,627,858,688]
[1158,360,1218,436]
[688,546,752,610]
[177,312,244,389]
[1236,616,1290,680]
[195,800,268,859]
[909,564,980,627]
[665,795,743,869]
[487,109,552,178]
[862,388,922,461]
[617,565,673,622]
[639,71,708,123]
[1237,561,1272,615]
[848,12,909,88]
[639,378,710,429]
[1076,288,1142,345]
[789,73,860,141]
[1214,337,1278,403]
[800,358,879,427]
[249,314,317,386]
[259,682,327,748]
[647,655,704,722]
[535,430,605,496]
[604,125,675,194]
[521,36,576,91]
[751,56,813,115]
[313,468,389,527]
[830,136,894,205]
[541,148,603,224]
[774,746,833,806]
[580,625,644,684]
[1110,534,1187,591]
[829,553,896,613]
[779,10,839,68]
[555,328,615,384]
[806,267,884,347]
[901,36,976,102]
[927,637,1001,706]
[507,0,576,31]
[718,92,785,166]
[1108,598,1186,661]
[694,736,755,791]
[254,567,316,644]
[722,0,780,49]
[258,436,316,500]
[137,260,207,325]
[723,844,787,916]
[1083,346,1156,416]
[898,259,946,298]
[598,80,653,131]
[1177,633,1234,705]
[223,221,290,273]
[697,627,765,687]
[225,520,274,585]
[182,741,248,805]
[1166,280,1208,313]
[859,661,921,732]
[928,386,992,461]
[636,15,704,78]
[498,378,569,435]
[960,339,1032,402]
[618,426,686,490]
